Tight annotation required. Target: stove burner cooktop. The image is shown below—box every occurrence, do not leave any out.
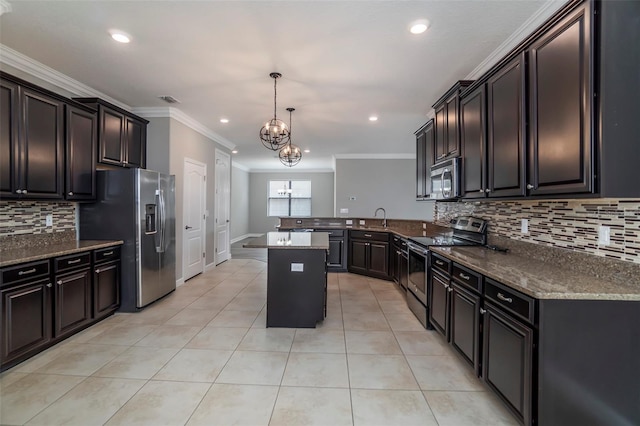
[409,216,488,248]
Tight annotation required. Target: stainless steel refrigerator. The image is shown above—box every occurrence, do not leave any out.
[79,169,176,312]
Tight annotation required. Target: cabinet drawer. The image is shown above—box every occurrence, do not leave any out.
[485,278,535,324]
[350,230,388,242]
[317,229,344,238]
[431,254,451,276]
[1,260,50,286]
[94,246,120,264]
[54,252,91,272]
[451,263,482,294]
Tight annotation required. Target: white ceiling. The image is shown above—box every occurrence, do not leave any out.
[0,0,563,171]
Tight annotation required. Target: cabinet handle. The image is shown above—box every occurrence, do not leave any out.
[67,258,82,264]
[435,260,444,266]
[485,189,491,193]
[364,234,372,237]
[103,251,114,256]
[448,287,453,293]
[526,184,534,190]
[459,272,470,281]
[16,189,23,194]
[95,268,101,273]
[479,189,484,193]
[22,189,27,194]
[57,280,63,285]
[480,308,487,314]
[68,192,74,196]
[46,283,52,288]
[497,292,513,303]
[18,268,36,276]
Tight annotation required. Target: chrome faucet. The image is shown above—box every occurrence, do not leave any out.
[374,207,387,228]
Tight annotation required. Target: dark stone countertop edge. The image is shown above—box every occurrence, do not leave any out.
[430,246,640,302]
[0,240,124,268]
[276,224,431,240]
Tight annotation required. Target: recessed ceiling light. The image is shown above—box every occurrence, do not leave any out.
[109,30,131,43]
[409,19,430,35]
[304,149,310,153]
[369,116,378,122]
[231,150,238,154]
[220,118,229,123]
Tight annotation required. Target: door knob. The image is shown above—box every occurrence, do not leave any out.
[185,225,193,230]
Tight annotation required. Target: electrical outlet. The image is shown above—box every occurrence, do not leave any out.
[359,220,366,225]
[422,230,426,236]
[422,223,426,229]
[521,219,529,234]
[45,214,53,227]
[598,225,611,245]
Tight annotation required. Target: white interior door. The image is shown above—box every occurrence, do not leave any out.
[215,149,231,265]
[183,158,206,281]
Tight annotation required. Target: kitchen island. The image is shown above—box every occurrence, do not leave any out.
[245,232,329,328]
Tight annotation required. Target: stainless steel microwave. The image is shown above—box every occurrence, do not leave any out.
[430,157,460,200]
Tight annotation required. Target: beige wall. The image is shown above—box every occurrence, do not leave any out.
[168,119,230,280]
[146,117,171,175]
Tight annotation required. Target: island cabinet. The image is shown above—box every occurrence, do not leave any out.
[315,229,347,272]
[415,120,434,200]
[432,81,474,162]
[75,98,148,169]
[0,76,65,200]
[348,230,389,280]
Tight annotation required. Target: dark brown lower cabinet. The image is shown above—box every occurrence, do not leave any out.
[347,232,390,280]
[54,268,92,337]
[482,301,533,425]
[348,240,368,274]
[429,270,449,336]
[0,278,52,365]
[368,242,389,278]
[450,283,482,376]
[94,261,120,320]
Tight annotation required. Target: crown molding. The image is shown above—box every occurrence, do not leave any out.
[0,0,12,16]
[333,153,415,160]
[232,162,250,172]
[132,107,236,150]
[466,0,565,79]
[0,44,130,110]
[250,168,334,174]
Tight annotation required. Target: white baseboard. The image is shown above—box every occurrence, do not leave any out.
[176,278,185,287]
[205,262,216,272]
[230,233,263,244]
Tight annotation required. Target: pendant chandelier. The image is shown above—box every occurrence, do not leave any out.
[260,72,290,150]
[279,107,303,167]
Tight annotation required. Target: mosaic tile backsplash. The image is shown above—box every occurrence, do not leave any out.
[0,201,76,237]
[435,199,640,264]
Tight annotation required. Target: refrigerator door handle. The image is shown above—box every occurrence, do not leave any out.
[155,189,165,253]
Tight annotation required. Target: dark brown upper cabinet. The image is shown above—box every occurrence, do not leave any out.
[0,75,64,200]
[486,54,527,198]
[432,81,473,162]
[75,98,147,169]
[65,105,97,201]
[527,2,592,196]
[415,120,434,200]
[460,85,486,199]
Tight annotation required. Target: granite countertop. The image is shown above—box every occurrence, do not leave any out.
[431,246,640,301]
[244,232,329,250]
[0,240,124,268]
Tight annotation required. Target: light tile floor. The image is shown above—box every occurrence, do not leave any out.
[0,258,518,426]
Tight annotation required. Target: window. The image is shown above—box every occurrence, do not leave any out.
[268,180,311,217]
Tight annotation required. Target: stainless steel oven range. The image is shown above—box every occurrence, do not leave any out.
[406,216,487,328]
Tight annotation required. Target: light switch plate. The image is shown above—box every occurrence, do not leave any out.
[340,208,349,214]
[291,263,304,272]
[521,219,529,234]
[45,214,53,227]
[346,219,353,225]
